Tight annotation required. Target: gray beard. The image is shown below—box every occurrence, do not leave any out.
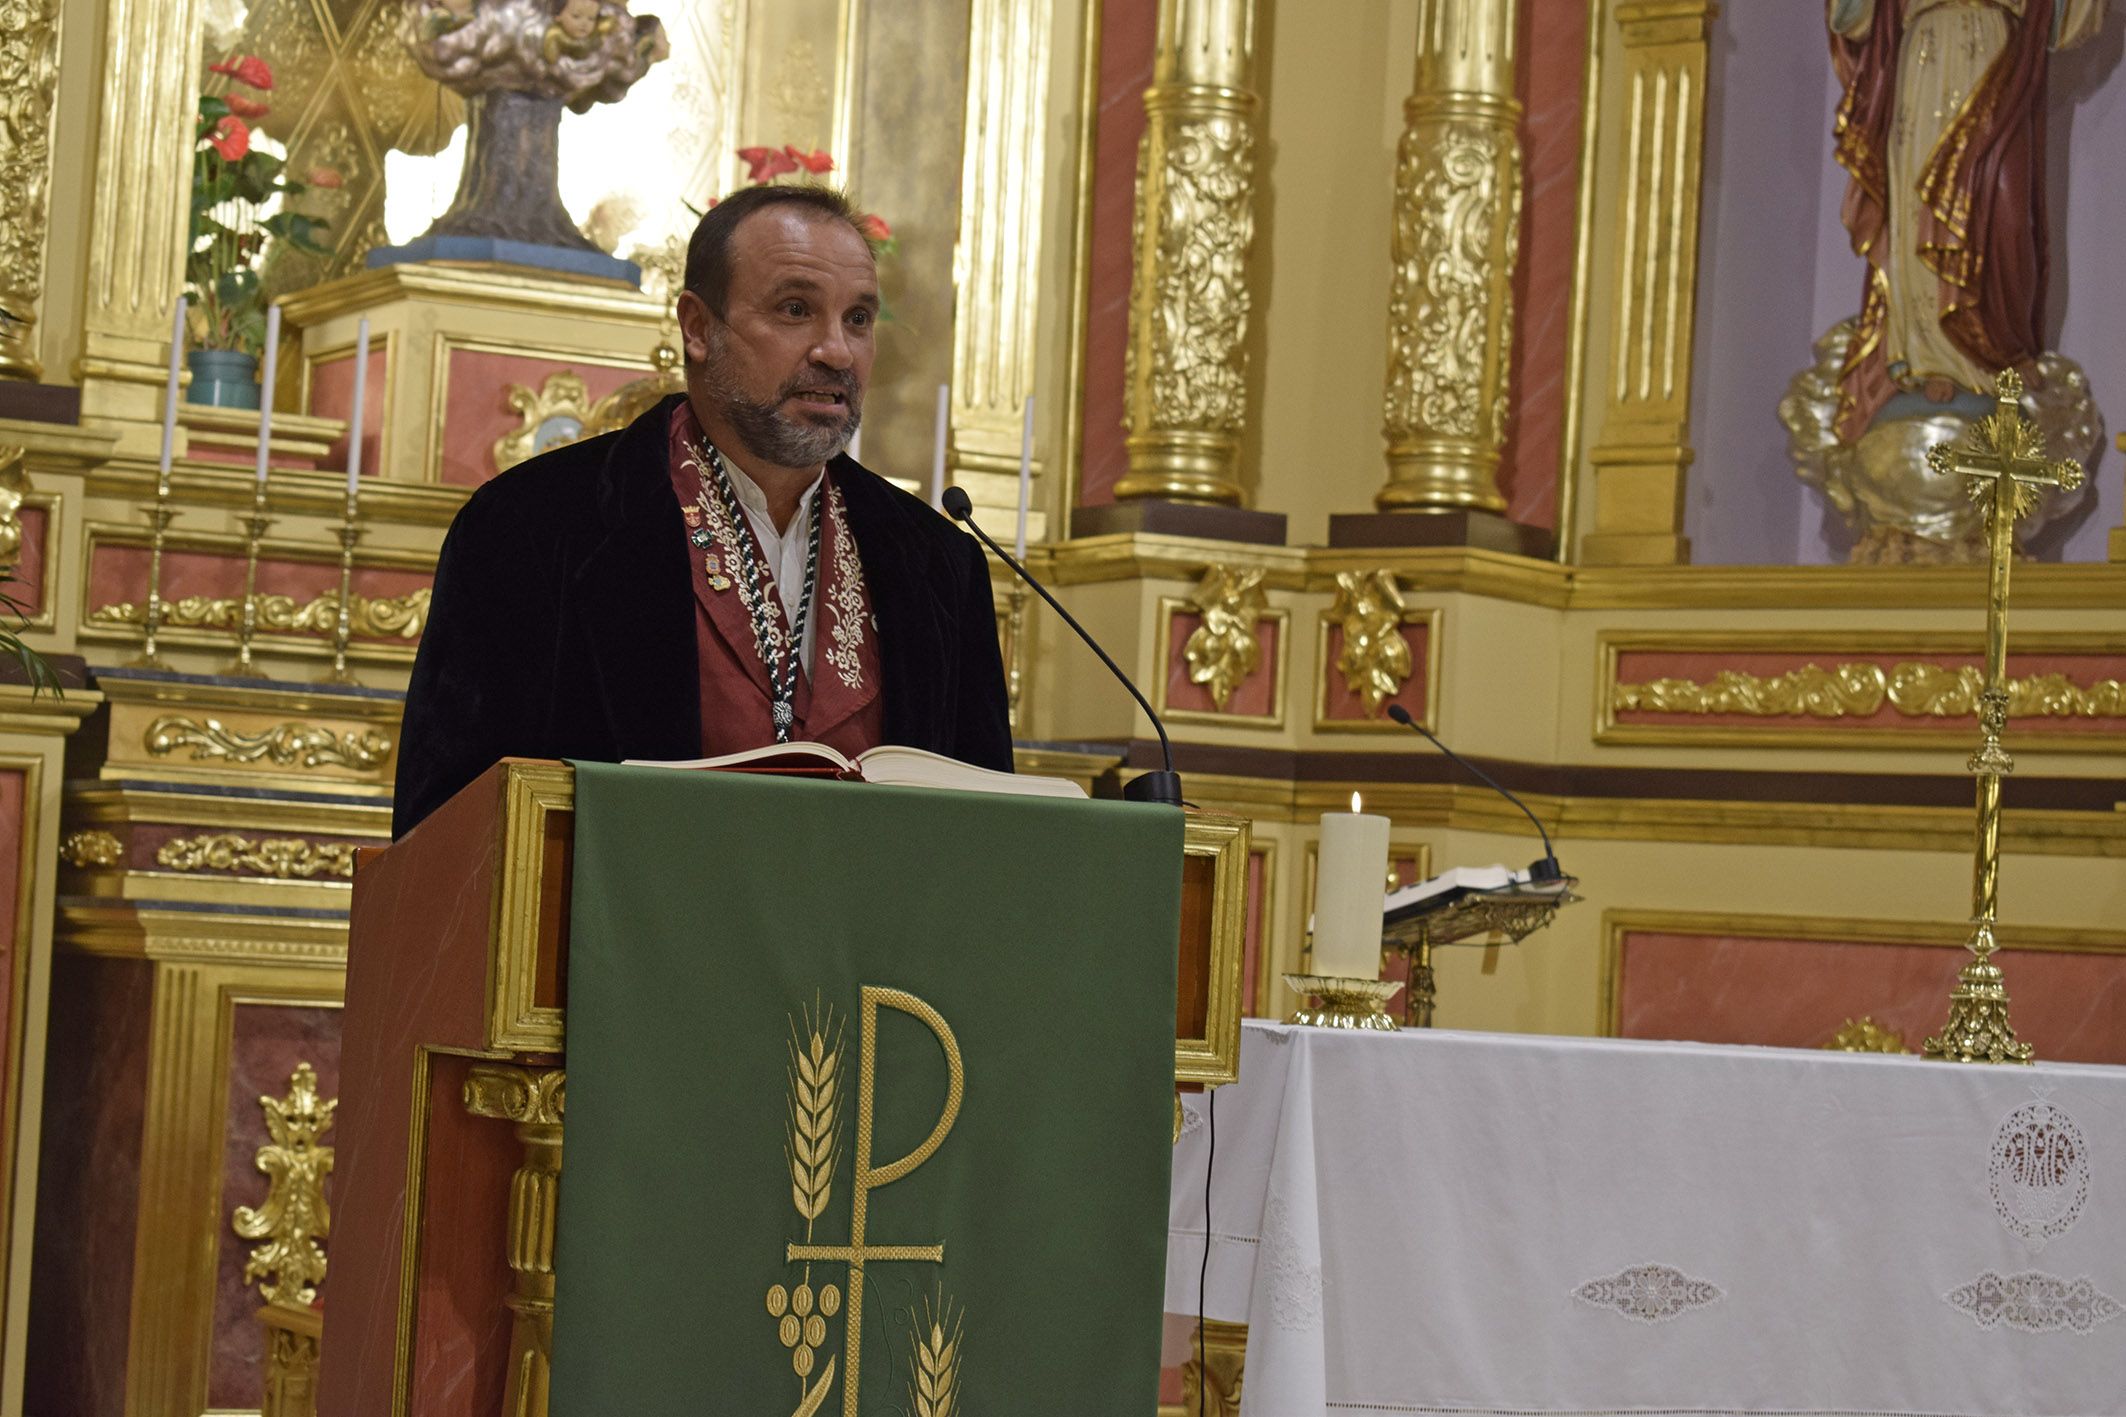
[701,331,861,468]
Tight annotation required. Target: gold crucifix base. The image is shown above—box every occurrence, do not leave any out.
[1921,927,2034,1065]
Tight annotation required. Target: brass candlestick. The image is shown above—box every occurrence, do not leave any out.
[226,482,274,678]
[319,491,361,685]
[1920,371,2081,1065]
[1003,582,1030,732]
[1282,973,1404,1031]
[132,499,179,670]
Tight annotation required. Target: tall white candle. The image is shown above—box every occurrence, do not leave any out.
[1314,792,1390,978]
[158,296,187,492]
[1014,394,1033,560]
[344,317,369,497]
[929,382,950,509]
[254,303,281,486]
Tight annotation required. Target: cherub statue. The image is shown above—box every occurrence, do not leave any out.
[398,0,666,253]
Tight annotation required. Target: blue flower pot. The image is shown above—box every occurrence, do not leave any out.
[186,348,261,410]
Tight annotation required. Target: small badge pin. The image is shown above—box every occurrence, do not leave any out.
[705,553,732,591]
[682,504,703,529]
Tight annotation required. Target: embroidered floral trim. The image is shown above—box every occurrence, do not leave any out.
[1946,1270,2121,1334]
[1572,1264,1723,1322]
[821,481,868,692]
[1988,1098,2088,1248]
[1259,1196,1325,1332]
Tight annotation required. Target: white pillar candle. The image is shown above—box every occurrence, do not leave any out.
[929,382,949,509]
[1014,394,1033,560]
[1314,792,1390,978]
[344,316,369,497]
[254,303,281,486]
[158,296,187,492]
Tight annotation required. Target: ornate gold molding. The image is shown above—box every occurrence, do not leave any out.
[1327,570,1414,717]
[232,1062,336,1309]
[260,1304,322,1417]
[59,829,124,869]
[1379,0,1522,512]
[1823,1017,1908,1054]
[464,1065,564,1417]
[156,833,359,880]
[144,716,395,771]
[1581,0,1717,566]
[1118,0,1260,507]
[90,588,432,641]
[0,0,62,380]
[1614,663,2126,721]
[494,370,593,474]
[0,445,31,577]
[1182,566,1269,710]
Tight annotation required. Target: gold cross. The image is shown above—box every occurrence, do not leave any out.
[1924,369,2084,530]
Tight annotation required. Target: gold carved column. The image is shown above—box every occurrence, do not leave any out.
[1378,0,1523,515]
[464,1065,565,1417]
[0,0,63,380]
[949,0,1054,533]
[1116,0,1260,507]
[1580,0,1716,567]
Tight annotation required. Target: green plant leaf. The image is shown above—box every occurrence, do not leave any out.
[199,95,230,122]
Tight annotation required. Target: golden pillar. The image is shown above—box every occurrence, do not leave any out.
[73,0,207,433]
[1116,0,1260,507]
[949,0,1056,532]
[464,1065,565,1417]
[1377,0,1523,514]
[1580,0,1716,567]
[0,0,63,380]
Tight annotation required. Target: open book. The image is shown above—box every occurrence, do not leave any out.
[1382,864,1531,922]
[622,742,1087,800]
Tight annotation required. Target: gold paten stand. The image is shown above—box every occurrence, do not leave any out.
[1920,371,2081,1064]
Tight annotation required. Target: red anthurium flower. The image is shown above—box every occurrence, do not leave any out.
[225,93,270,119]
[786,145,834,174]
[306,166,344,189]
[858,214,892,242]
[209,55,275,91]
[206,115,251,161]
[737,145,798,184]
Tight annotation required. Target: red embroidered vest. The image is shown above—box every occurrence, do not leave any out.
[665,402,884,758]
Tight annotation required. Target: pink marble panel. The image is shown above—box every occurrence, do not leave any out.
[1617,930,2126,1063]
[11,505,49,617]
[1613,648,2126,735]
[1164,612,1280,719]
[1497,0,1587,530]
[208,1004,344,1410]
[439,351,645,487]
[1319,622,1431,724]
[1076,0,1157,509]
[87,544,432,642]
[24,954,154,1416]
[309,347,391,482]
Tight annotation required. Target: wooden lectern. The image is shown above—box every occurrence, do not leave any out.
[316,761,1247,1416]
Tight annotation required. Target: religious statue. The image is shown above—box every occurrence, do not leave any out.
[396,0,668,259]
[1782,0,2108,563]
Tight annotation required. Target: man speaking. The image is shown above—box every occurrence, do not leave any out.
[392,186,1012,835]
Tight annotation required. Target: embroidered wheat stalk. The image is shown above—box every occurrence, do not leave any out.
[786,1008,844,1228]
[908,1294,963,1417]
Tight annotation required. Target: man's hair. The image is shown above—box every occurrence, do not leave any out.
[683,185,873,319]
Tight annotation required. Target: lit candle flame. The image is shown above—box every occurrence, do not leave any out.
[1351,790,1362,814]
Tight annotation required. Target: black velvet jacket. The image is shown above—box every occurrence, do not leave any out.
[392,394,1012,835]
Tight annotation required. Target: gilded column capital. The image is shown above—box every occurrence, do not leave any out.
[1116,0,1261,508]
[0,0,63,380]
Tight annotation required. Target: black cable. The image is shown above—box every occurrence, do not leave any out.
[1197,1086,1215,1416]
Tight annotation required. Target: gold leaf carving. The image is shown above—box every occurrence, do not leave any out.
[145,715,394,771]
[89,588,431,641]
[1384,119,1518,444]
[0,445,29,574]
[1616,662,2126,721]
[1329,570,1413,717]
[1127,116,1256,435]
[156,833,357,880]
[1182,566,1268,710]
[0,0,62,377]
[494,370,592,474]
[1823,1016,1908,1054]
[232,1062,335,1308]
[462,1064,565,1127]
[59,829,123,868]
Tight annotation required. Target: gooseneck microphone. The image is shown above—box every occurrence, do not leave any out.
[1385,703,1562,881]
[942,488,1182,806]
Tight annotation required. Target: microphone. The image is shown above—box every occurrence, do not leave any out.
[942,488,1181,806]
[1385,704,1562,881]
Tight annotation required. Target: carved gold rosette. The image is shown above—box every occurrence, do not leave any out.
[1118,0,1260,507]
[1182,566,1268,710]
[1379,0,1521,512]
[0,0,62,379]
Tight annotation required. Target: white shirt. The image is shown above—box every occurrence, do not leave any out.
[722,459,824,679]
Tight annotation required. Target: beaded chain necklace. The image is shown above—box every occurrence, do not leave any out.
[690,438,824,741]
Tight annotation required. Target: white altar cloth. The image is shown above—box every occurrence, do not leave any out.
[1166,1022,2126,1417]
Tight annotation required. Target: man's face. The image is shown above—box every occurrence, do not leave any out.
[679,207,878,472]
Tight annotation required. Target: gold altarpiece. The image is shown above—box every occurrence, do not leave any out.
[0,1,2121,1414]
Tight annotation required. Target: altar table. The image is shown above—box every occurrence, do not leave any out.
[1167,1022,2126,1417]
